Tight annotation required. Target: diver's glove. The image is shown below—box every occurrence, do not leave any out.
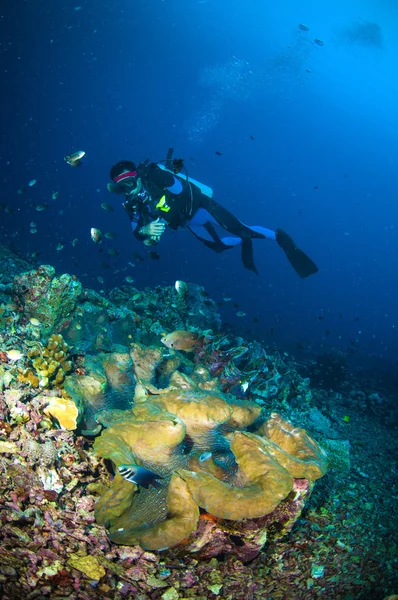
[139,218,166,239]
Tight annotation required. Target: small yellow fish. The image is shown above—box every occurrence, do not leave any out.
[6,349,24,361]
[29,318,41,327]
[161,330,201,352]
[90,227,102,243]
[64,150,85,167]
[4,303,18,311]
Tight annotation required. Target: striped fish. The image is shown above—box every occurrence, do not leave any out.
[118,464,162,489]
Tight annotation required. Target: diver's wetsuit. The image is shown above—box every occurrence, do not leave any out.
[126,162,275,274]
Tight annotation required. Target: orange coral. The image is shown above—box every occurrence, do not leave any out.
[43,395,79,430]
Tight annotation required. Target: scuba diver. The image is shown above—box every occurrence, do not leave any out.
[108,150,318,277]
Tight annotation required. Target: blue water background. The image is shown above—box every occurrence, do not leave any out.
[1,0,397,365]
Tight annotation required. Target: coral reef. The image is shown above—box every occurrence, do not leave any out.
[17,333,73,388]
[92,359,327,557]
[12,265,82,336]
[0,249,396,598]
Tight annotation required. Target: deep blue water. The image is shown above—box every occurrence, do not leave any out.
[1,0,397,366]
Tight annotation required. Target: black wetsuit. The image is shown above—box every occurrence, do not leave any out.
[126,162,267,273]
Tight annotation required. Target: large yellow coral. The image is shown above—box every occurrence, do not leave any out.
[93,371,327,553]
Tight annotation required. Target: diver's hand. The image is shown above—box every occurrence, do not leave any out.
[140,218,166,238]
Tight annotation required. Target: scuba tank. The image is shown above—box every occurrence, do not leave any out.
[156,148,213,198]
[157,163,213,198]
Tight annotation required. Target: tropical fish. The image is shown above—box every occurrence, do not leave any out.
[125,276,134,284]
[101,202,114,212]
[148,251,160,260]
[107,248,119,256]
[64,150,85,167]
[90,227,102,243]
[118,464,162,488]
[72,238,79,247]
[6,349,24,361]
[199,452,212,463]
[104,232,117,239]
[56,243,64,251]
[314,38,324,46]
[299,23,310,31]
[29,179,37,187]
[36,203,49,211]
[52,191,59,200]
[175,280,188,298]
[161,330,201,352]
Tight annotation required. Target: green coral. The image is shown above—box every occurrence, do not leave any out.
[13,265,82,336]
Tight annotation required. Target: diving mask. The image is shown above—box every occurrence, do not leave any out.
[110,170,143,197]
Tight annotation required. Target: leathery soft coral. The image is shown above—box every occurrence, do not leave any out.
[93,366,328,559]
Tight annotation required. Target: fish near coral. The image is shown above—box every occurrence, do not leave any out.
[161,330,201,352]
[118,464,163,488]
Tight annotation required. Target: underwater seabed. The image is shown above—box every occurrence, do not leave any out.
[0,243,397,599]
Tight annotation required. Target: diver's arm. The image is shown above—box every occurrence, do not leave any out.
[132,213,149,241]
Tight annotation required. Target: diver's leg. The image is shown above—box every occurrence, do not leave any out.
[247,225,276,241]
[188,208,219,241]
[187,209,234,253]
[220,226,275,247]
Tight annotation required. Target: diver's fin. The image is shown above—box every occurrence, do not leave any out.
[241,237,259,275]
[189,225,233,253]
[276,229,318,278]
